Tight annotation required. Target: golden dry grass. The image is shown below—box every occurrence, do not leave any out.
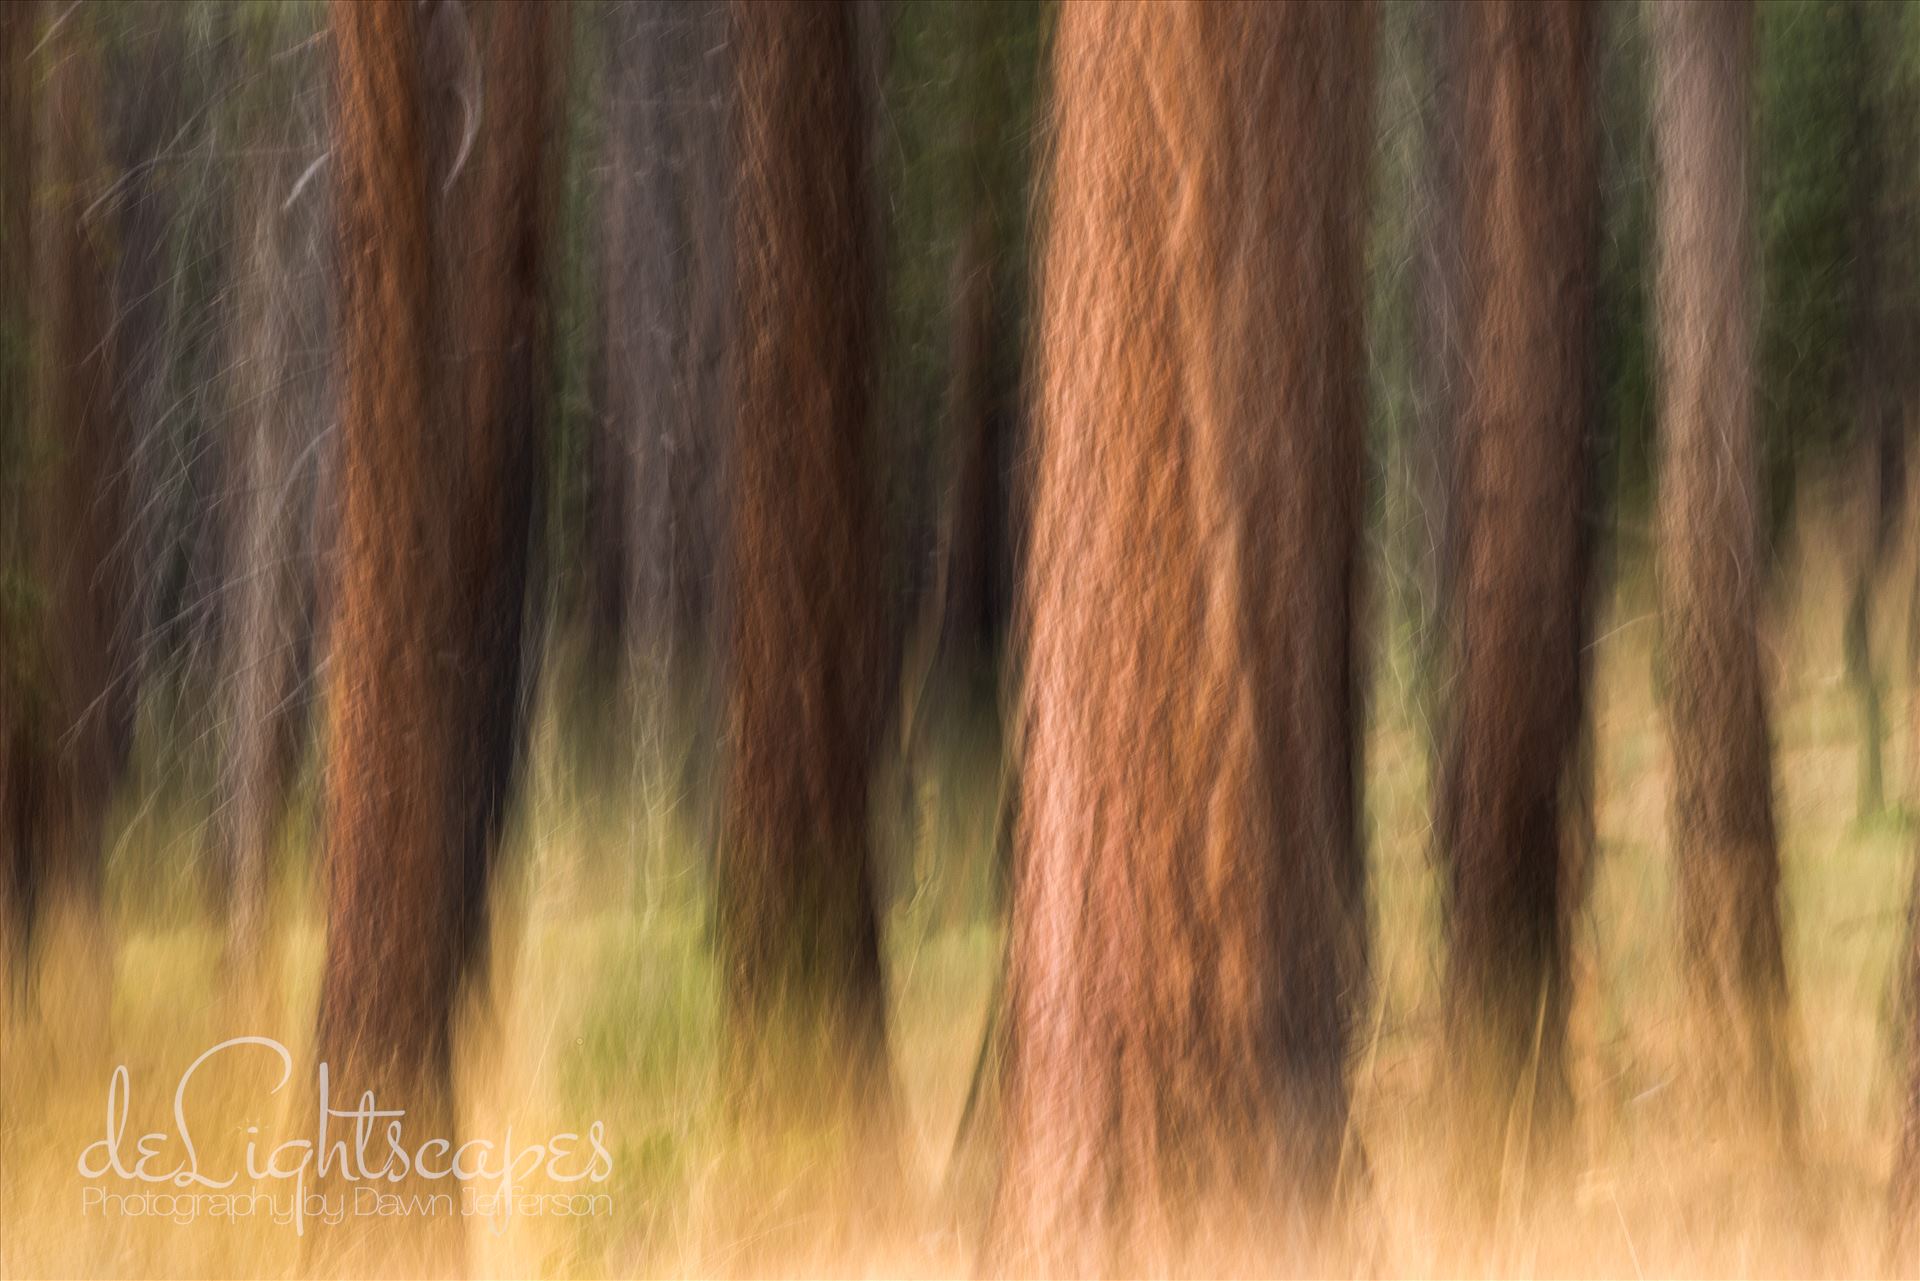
[2,514,1916,1278]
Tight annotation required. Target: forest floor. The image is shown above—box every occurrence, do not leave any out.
[2,505,1917,1279]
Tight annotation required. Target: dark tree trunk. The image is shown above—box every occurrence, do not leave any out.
[984,4,1374,1271]
[603,0,729,692]
[608,0,689,669]
[933,218,1004,688]
[597,0,731,816]
[717,0,890,1108]
[1437,0,1600,1148]
[0,1,33,975]
[433,0,557,984]
[3,9,138,975]
[1650,0,1794,1131]
[316,0,555,1115]
[110,4,196,707]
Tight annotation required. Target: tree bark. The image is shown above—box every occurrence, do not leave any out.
[1438,0,1600,1148]
[717,0,890,1110]
[984,3,1374,1271]
[1649,0,1794,1131]
[317,0,555,1114]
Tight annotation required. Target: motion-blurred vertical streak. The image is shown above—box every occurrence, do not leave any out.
[986,3,1375,1270]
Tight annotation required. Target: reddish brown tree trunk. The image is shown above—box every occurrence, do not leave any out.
[717,0,890,1107]
[985,4,1374,1271]
[1649,0,1794,1131]
[1437,0,1600,1144]
[317,0,555,1113]
[318,0,448,1104]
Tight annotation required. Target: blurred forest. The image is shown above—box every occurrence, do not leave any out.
[3,0,1920,1277]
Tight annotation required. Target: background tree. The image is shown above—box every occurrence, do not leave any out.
[0,1,33,977]
[212,5,332,972]
[1651,0,1795,1131]
[1,7,138,985]
[1438,0,1600,1152]
[985,3,1374,1270]
[599,0,731,813]
[716,0,890,1112]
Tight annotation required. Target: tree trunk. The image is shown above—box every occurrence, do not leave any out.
[984,4,1374,1271]
[933,215,1003,686]
[7,9,137,975]
[317,0,554,1115]
[1438,0,1600,1149]
[433,0,557,982]
[1649,0,1794,1131]
[0,1,33,976]
[215,31,331,972]
[717,0,890,1109]
[600,0,730,811]
[604,0,729,674]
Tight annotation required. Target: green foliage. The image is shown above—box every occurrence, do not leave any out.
[1756,0,1867,531]
[545,0,613,623]
[1595,0,1656,525]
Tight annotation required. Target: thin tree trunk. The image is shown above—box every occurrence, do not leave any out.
[215,43,330,972]
[984,4,1374,1271]
[717,0,890,1110]
[0,1,34,977]
[1650,0,1794,1131]
[1438,0,1600,1151]
[112,4,196,709]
